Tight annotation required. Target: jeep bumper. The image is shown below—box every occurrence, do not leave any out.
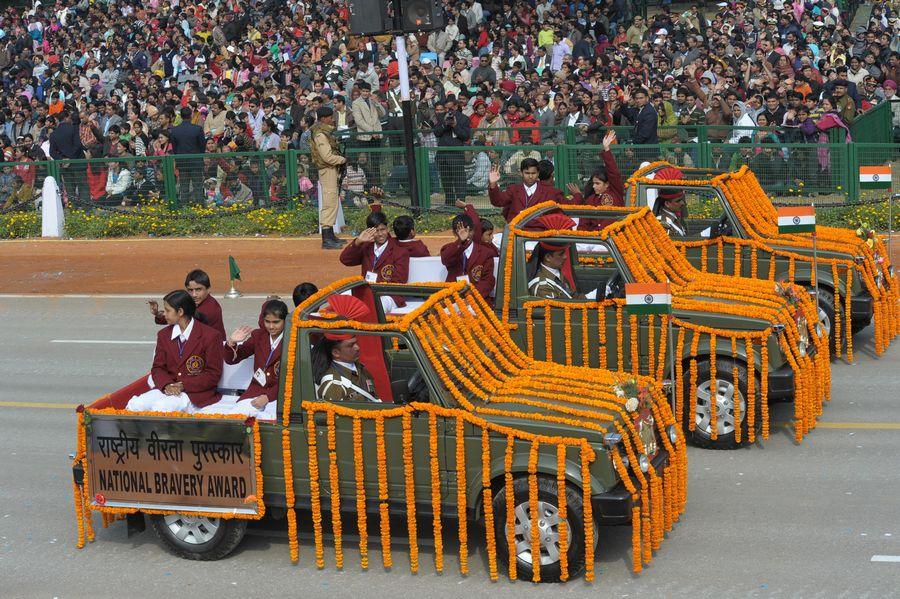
[851,292,874,328]
[767,361,795,401]
[592,448,669,525]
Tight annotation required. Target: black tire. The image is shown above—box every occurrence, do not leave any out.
[491,474,596,583]
[682,357,761,450]
[149,513,247,561]
[816,287,837,354]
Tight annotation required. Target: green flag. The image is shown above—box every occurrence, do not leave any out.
[228,255,241,281]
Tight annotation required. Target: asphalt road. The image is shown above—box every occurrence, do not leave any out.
[1,296,898,598]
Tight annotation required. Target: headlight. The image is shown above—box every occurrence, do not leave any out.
[638,453,650,473]
[667,424,678,444]
[603,432,623,448]
[875,274,884,290]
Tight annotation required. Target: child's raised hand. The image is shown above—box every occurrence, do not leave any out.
[566,182,581,196]
[488,165,501,186]
[357,227,377,244]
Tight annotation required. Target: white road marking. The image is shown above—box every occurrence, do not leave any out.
[51,340,156,345]
[871,555,900,563]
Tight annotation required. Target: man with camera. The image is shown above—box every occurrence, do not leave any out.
[432,99,471,206]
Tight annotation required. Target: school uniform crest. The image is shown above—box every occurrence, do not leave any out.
[470,264,484,282]
[186,355,205,375]
[601,194,614,206]
[380,264,395,281]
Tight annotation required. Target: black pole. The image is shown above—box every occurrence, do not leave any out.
[400,98,420,208]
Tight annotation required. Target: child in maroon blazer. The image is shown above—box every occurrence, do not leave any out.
[488,157,565,223]
[148,269,226,340]
[565,131,624,231]
[440,212,496,300]
[204,300,287,420]
[127,290,224,413]
[340,209,410,313]
[393,214,431,257]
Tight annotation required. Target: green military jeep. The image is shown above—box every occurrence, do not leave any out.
[625,163,899,357]
[482,203,830,450]
[72,280,684,583]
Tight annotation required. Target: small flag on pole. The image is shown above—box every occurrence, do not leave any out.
[228,255,241,281]
[859,166,892,190]
[777,206,816,234]
[625,283,672,315]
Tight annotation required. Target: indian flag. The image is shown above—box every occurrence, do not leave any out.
[777,206,816,234]
[859,166,892,190]
[625,283,672,315]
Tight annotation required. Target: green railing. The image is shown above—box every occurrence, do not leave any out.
[850,100,897,144]
[3,139,898,213]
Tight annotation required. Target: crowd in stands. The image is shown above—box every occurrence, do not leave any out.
[0,0,898,209]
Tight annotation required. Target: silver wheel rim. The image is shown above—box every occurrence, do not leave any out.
[506,500,563,566]
[163,514,221,545]
[695,378,746,437]
[818,306,831,336]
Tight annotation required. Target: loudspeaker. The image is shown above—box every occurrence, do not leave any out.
[349,0,391,36]
[398,0,444,32]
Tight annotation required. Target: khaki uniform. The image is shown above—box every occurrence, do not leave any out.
[529,264,576,299]
[658,207,688,238]
[310,123,346,228]
[317,361,379,403]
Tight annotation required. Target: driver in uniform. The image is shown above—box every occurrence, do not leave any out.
[651,166,688,237]
[313,295,380,403]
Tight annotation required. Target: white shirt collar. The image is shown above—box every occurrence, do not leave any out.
[524,182,537,196]
[334,359,358,373]
[373,240,388,259]
[171,318,194,342]
[270,332,283,349]
[543,265,562,279]
[464,242,475,259]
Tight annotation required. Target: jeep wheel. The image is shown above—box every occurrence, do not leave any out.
[491,474,596,582]
[149,513,247,561]
[682,357,760,450]
[816,288,836,353]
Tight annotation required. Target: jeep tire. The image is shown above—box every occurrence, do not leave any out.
[682,357,761,450]
[491,474,596,582]
[149,513,247,560]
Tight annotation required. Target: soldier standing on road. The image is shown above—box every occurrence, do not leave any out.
[311,107,347,249]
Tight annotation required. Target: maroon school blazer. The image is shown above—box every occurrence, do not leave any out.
[150,319,224,408]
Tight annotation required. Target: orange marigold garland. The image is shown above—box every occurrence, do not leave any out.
[375,415,392,569]
[580,445,595,583]
[688,332,700,432]
[709,334,718,441]
[456,417,469,575]
[556,444,569,582]
[401,413,419,574]
[326,411,344,569]
[630,314,639,376]
[306,412,325,568]
[481,430,498,581]
[352,417,369,569]
[732,337,741,444]
[429,411,444,573]
[504,436,517,581]
[528,440,541,583]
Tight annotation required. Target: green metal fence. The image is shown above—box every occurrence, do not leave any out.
[3,138,898,213]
